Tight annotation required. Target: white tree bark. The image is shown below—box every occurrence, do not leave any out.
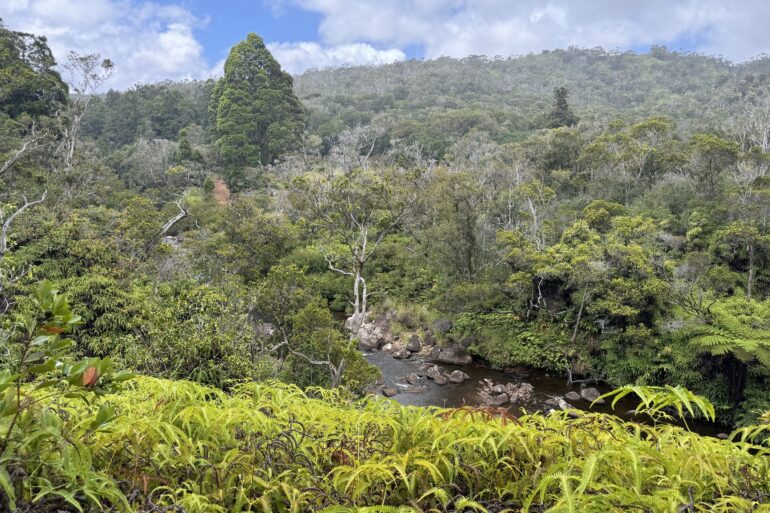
[0,191,47,260]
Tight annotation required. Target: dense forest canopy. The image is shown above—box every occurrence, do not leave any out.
[2,17,770,512]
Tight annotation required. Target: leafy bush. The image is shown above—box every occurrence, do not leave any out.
[11,376,770,512]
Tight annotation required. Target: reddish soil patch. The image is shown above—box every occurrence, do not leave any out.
[213,177,231,205]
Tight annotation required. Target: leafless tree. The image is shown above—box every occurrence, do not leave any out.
[60,52,114,169]
[330,123,386,172]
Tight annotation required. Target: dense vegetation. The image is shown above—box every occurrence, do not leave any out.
[2,16,770,512]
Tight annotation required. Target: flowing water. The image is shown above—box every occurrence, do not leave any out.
[365,351,727,437]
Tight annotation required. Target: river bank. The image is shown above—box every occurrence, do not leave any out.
[361,338,728,438]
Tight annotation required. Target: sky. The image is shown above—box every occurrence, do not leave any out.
[3,0,770,90]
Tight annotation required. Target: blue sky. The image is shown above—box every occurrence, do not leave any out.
[3,0,769,89]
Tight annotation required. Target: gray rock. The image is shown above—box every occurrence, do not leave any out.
[434,373,449,385]
[480,392,509,407]
[398,312,417,329]
[580,387,605,404]
[491,384,507,394]
[406,335,421,352]
[432,318,453,335]
[507,383,534,403]
[381,387,398,397]
[565,391,582,402]
[717,433,729,440]
[405,373,420,385]
[449,370,469,384]
[544,397,561,408]
[429,346,473,366]
[346,313,368,332]
[422,332,436,347]
[355,322,384,351]
[425,365,444,380]
[393,348,411,360]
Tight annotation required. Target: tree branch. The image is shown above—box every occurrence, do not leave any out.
[0,190,47,260]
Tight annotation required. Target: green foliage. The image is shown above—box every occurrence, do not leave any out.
[454,313,568,371]
[601,385,716,424]
[546,86,579,128]
[9,376,770,512]
[0,282,132,511]
[0,21,67,120]
[209,33,304,182]
[687,298,770,367]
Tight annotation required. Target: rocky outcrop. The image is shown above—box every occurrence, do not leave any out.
[477,379,534,406]
[449,370,469,384]
[354,320,386,351]
[406,335,421,352]
[432,318,453,335]
[429,346,473,366]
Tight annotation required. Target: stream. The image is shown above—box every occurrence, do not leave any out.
[365,351,727,437]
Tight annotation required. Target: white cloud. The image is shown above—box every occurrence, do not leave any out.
[1,0,213,89]
[268,41,405,74]
[276,0,770,62]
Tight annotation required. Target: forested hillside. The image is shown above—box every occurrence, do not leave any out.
[2,17,770,512]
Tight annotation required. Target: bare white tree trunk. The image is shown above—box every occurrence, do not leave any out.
[0,191,47,261]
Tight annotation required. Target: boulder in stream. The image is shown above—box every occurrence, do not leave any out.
[580,387,605,404]
[424,365,445,380]
[434,373,449,385]
[405,373,421,385]
[449,370,469,384]
[381,386,399,397]
[479,392,509,406]
[355,321,386,351]
[393,348,411,360]
[429,345,473,366]
[565,391,582,402]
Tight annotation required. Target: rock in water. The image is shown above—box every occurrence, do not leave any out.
[506,383,534,403]
[393,348,411,359]
[565,391,582,401]
[405,373,420,384]
[381,387,398,397]
[580,387,605,404]
[429,345,473,365]
[480,392,509,406]
[434,373,449,385]
[449,370,469,384]
[491,384,507,394]
[425,365,444,380]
